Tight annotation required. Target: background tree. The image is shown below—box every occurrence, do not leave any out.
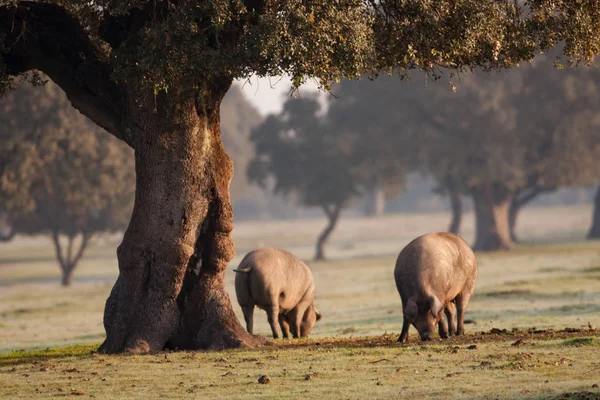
[249,94,406,260]
[508,59,600,241]
[589,186,600,239]
[220,85,263,203]
[249,96,367,260]
[0,80,135,285]
[326,60,600,251]
[1,0,597,353]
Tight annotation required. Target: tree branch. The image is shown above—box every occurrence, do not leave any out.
[514,185,552,208]
[70,232,92,270]
[0,2,126,143]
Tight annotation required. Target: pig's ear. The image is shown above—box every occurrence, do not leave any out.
[429,296,444,318]
[404,298,418,321]
[315,307,322,321]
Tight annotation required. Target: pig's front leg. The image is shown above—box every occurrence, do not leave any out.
[278,314,291,338]
[398,319,410,342]
[438,317,449,339]
[286,306,304,339]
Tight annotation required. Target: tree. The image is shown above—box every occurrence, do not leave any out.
[1,0,597,353]
[220,86,263,203]
[409,64,600,250]
[0,80,135,285]
[589,186,600,239]
[248,96,359,260]
[326,59,600,251]
[507,59,600,242]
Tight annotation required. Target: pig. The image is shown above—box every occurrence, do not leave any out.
[394,232,478,342]
[234,248,322,339]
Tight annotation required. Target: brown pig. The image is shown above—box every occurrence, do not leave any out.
[394,232,478,342]
[234,248,322,339]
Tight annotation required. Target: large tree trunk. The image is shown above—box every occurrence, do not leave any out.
[588,185,600,239]
[447,189,462,234]
[471,184,513,252]
[99,83,262,354]
[315,204,341,261]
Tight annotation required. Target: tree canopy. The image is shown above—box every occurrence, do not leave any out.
[1,1,599,134]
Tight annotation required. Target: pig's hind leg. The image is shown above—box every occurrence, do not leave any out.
[455,293,471,336]
[445,302,457,336]
[267,305,282,339]
[241,304,255,335]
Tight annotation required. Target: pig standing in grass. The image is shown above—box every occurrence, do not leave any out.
[394,232,478,342]
[234,248,322,339]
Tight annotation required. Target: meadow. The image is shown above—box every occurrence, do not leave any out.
[1,205,599,399]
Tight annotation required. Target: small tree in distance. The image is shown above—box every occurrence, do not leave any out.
[249,96,359,261]
[0,80,135,285]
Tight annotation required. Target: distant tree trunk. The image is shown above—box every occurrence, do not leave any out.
[51,232,92,286]
[447,189,462,234]
[508,186,545,243]
[0,227,15,242]
[99,83,263,354]
[315,204,341,261]
[365,186,385,217]
[588,185,600,239]
[471,184,513,251]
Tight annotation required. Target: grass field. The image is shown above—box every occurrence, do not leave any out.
[1,205,600,399]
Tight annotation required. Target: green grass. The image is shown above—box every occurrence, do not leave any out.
[561,337,598,347]
[0,344,99,366]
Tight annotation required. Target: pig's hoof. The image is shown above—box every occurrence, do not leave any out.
[397,336,407,343]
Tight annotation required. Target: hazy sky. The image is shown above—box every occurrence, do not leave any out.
[235,75,324,116]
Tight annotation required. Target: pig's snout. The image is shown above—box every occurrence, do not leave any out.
[420,332,433,341]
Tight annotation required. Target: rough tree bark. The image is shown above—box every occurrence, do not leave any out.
[588,185,600,239]
[508,186,545,243]
[315,204,341,261]
[447,188,462,235]
[471,184,513,251]
[51,232,92,286]
[99,83,263,354]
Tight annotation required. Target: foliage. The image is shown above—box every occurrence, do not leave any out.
[248,95,355,209]
[248,94,406,211]
[1,1,599,101]
[220,85,263,202]
[0,79,135,282]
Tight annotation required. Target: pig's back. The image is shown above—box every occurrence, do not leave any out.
[242,248,314,310]
[395,233,476,298]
